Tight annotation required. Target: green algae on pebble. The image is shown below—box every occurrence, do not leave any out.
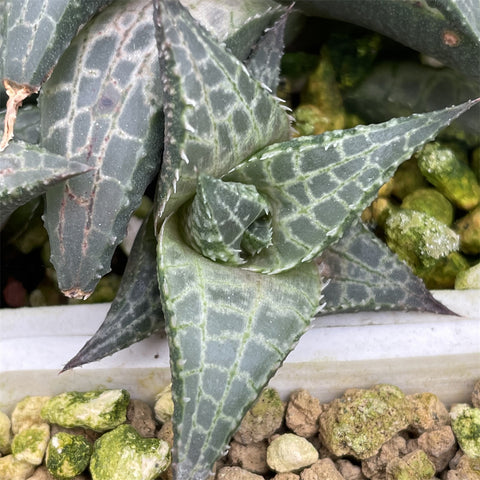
[418,251,470,290]
[0,411,11,455]
[318,384,410,459]
[11,396,51,434]
[390,157,429,200]
[455,261,480,289]
[450,404,480,458]
[46,432,92,480]
[416,142,480,210]
[385,209,459,273]
[90,424,170,480]
[41,390,130,432]
[401,188,454,226]
[11,423,50,465]
[386,449,436,480]
[234,388,284,445]
[454,205,480,255]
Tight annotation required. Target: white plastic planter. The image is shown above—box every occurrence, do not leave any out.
[1,289,479,414]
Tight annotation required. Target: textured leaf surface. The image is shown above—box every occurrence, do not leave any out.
[245,8,289,92]
[153,0,290,223]
[2,0,113,87]
[345,61,480,147]
[316,221,454,315]
[157,213,322,480]
[63,212,165,371]
[184,175,270,264]
[40,0,163,298]
[0,141,90,224]
[287,0,480,80]
[225,100,479,273]
[0,105,40,144]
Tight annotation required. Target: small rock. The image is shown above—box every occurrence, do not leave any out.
[417,425,457,472]
[156,420,173,448]
[49,425,100,445]
[228,440,269,475]
[11,397,50,434]
[41,390,130,433]
[0,454,35,480]
[450,404,480,458]
[472,380,480,408]
[272,473,300,480]
[216,466,264,479]
[335,459,367,480]
[127,399,156,438]
[286,389,323,438]
[299,458,344,479]
[0,411,12,455]
[319,385,410,459]
[267,433,318,473]
[154,384,174,424]
[28,465,89,480]
[45,432,92,480]
[361,435,408,480]
[90,424,170,480]
[407,392,450,435]
[445,454,480,480]
[385,449,435,480]
[234,388,284,445]
[11,423,50,465]
[455,261,480,289]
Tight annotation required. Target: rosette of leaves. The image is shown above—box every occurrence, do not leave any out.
[1,0,479,478]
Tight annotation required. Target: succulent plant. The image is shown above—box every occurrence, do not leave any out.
[1,0,479,478]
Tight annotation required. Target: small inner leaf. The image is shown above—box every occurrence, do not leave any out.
[183,174,271,264]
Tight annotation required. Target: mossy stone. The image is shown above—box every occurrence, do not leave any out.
[450,404,480,458]
[0,411,11,455]
[386,449,435,480]
[41,389,130,433]
[11,396,51,434]
[90,424,170,480]
[46,432,92,480]
[318,384,410,459]
[11,423,50,465]
[0,454,35,480]
[401,188,454,226]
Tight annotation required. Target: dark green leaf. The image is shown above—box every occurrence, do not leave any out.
[0,141,90,224]
[157,212,322,480]
[40,0,163,299]
[316,221,455,315]
[62,212,165,371]
[285,0,480,80]
[0,105,40,144]
[225,100,479,273]
[153,0,291,223]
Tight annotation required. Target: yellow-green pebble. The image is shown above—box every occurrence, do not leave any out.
[455,261,480,289]
[46,432,92,480]
[11,423,50,465]
[0,411,11,455]
[154,384,174,424]
[454,205,480,255]
[0,455,35,480]
[386,449,435,480]
[450,404,480,458]
[401,188,454,226]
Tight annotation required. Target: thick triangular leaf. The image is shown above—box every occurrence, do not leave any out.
[225,100,479,273]
[345,61,480,147]
[0,141,91,224]
[62,212,165,371]
[157,213,322,480]
[41,0,163,299]
[0,105,40,145]
[153,0,290,223]
[287,0,480,80]
[316,221,455,315]
[245,8,289,92]
[0,0,114,150]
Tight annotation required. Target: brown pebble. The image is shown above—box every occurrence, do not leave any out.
[335,459,367,480]
[407,392,450,435]
[156,419,174,448]
[445,454,480,479]
[126,399,156,437]
[361,435,408,480]
[228,440,269,475]
[300,458,345,479]
[216,466,264,479]
[286,389,323,438]
[417,425,457,472]
[272,473,300,480]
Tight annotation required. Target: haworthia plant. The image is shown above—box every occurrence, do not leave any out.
[0,141,90,225]
[0,0,114,150]
[317,221,454,315]
[40,0,164,299]
[282,0,480,80]
[1,0,479,478]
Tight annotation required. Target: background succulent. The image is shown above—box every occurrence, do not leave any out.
[1,0,479,478]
